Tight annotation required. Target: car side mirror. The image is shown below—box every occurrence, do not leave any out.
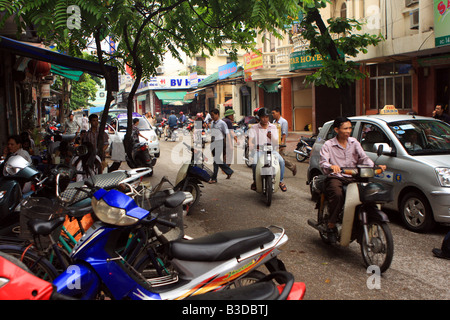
[374,143,392,156]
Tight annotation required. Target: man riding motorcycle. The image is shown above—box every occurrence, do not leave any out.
[248,108,287,192]
[319,116,386,244]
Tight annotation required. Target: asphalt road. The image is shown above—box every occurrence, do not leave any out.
[133,133,450,300]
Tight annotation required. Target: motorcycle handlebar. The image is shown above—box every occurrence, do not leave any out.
[341,166,384,176]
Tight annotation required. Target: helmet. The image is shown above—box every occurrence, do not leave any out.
[257,108,270,118]
[253,108,260,116]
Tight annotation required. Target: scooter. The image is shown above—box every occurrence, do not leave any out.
[254,144,282,207]
[294,134,317,162]
[307,164,394,273]
[0,251,305,300]
[165,126,178,142]
[51,183,290,300]
[175,143,211,214]
[126,141,157,172]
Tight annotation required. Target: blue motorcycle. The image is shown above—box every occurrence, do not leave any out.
[51,182,290,300]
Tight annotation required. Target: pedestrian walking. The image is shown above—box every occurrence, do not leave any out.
[208,108,233,183]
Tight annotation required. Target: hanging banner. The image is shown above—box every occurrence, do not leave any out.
[434,0,450,47]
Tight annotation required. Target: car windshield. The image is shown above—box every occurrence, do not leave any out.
[118,118,152,132]
[388,119,450,155]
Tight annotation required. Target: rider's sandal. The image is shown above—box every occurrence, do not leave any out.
[251,182,256,191]
[279,182,287,192]
[208,179,217,184]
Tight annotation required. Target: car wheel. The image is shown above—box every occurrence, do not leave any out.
[400,191,435,233]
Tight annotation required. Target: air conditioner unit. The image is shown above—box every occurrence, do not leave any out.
[156,67,164,74]
[410,9,419,29]
[405,0,419,7]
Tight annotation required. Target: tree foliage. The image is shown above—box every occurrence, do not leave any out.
[297,0,383,89]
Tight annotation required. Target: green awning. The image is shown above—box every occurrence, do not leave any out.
[51,64,84,81]
[258,80,281,93]
[154,90,188,105]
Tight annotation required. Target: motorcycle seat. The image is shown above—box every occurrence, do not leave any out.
[27,216,66,237]
[61,171,129,205]
[169,227,275,262]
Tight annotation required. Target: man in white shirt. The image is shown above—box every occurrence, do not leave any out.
[272,107,297,176]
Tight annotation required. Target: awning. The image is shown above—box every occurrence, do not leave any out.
[89,106,104,114]
[258,80,281,93]
[154,90,191,105]
[50,64,84,81]
[224,98,233,107]
[197,67,244,88]
[0,36,118,91]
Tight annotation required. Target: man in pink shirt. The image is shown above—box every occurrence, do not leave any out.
[319,117,385,243]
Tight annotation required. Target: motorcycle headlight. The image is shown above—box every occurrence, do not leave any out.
[435,168,450,187]
[91,198,139,226]
[4,163,21,176]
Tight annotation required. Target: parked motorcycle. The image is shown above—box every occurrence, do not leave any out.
[294,134,317,162]
[0,251,73,300]
[0,155,43,237]
[48,182,289,300]
[307,165,394,273]
[126,141,157,173]
[181,119,194,136]
[0,250,304,300]
[154,118,166,138]
[175,142,212,214]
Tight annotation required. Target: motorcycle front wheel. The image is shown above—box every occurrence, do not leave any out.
[360,221,394,273]
[264,176,273,207]
[182,181,201,215]
[295,144,308,162]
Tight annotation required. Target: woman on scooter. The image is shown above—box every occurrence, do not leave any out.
[248,108,287,192]
[319,116,386,244]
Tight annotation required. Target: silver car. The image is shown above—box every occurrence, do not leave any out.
[307,114,450,233]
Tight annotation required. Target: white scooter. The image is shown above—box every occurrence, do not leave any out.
[254,144,281,207]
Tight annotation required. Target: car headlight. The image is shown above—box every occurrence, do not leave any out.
[91,198,139,226]
[435,168,450,187]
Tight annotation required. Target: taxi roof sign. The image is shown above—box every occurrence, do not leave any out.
[379,105,399,115]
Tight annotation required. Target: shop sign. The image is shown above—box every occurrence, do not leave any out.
[244,49,263,72]
[218,62,237,80]
[289,51,325,71]
[136,76,207,93]
[434,0,450,47]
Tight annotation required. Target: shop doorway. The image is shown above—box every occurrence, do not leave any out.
[436,67,450,112]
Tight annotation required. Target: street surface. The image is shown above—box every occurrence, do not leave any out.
[126,132,450,300]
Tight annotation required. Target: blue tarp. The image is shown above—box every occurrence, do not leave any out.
[89,106,104,114]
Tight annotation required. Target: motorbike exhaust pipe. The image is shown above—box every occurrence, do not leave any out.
[294,149,308,157]
[182,191,194,205]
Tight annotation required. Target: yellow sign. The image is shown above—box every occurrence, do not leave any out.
[244,49,263,72]
[379,105,399,115]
